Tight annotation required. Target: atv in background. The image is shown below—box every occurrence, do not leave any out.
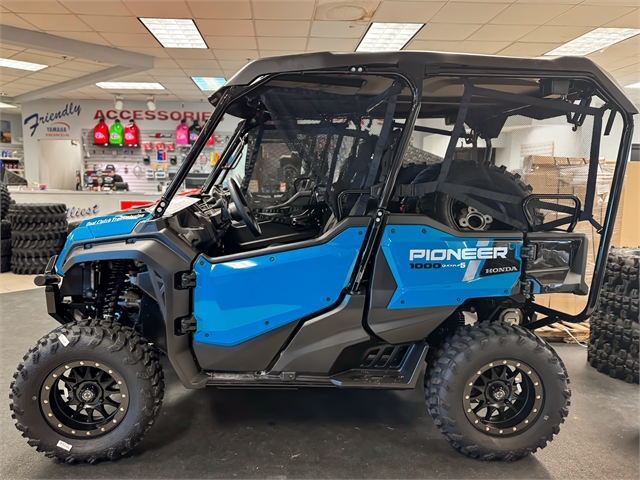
[10,51,636,463]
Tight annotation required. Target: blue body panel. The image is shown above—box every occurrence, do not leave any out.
[55,212,150,275]
[193,227,366,347]
[381,224,522,309]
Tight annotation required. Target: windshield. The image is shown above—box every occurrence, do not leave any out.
[208,75,410,216]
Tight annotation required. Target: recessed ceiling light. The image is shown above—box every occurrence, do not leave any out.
[625,82,640,88]
[139,18,207,49]
[96,82,165,90]
[0,102,17,109]
[0,58,48,71]
[356,23,424,52]
[191,77,226,91]
[545,28,640,56]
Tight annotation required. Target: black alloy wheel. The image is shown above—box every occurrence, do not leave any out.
[462,359,543,436]
[40,361,129,438]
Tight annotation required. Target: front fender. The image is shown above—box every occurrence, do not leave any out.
[55,232,207,389]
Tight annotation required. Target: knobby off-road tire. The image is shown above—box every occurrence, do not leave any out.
[9,320,164,463]
[0,184,11,218]
[426,321,570,460]
[1,219,11,239]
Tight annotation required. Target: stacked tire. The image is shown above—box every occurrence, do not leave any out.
[8,204,68,275]
[588,247,640,384]
[1,184,12,272]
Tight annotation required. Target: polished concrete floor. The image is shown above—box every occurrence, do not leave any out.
[0,288,638,479]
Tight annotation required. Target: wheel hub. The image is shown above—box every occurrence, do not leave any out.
[462,359,544,436]
[457,206,494,231]
[40,360,129,438]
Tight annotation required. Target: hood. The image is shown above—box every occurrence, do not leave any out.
[55,211,151,275]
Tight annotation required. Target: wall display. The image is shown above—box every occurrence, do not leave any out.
[20,99,238,184]
[1,119,12,143]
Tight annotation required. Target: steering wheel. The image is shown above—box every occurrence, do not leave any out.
[227,177,262,237]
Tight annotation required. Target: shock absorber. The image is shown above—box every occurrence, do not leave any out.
[102,260,127,320]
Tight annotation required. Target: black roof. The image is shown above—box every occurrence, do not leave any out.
[221,51,637,115]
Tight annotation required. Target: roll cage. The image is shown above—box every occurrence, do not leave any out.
[152,52,637,331]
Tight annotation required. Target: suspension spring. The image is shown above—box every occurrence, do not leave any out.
[102,260,127,319]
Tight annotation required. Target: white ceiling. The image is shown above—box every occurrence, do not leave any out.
[1,0,639,105]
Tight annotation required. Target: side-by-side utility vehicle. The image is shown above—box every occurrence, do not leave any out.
[10,51,636,463]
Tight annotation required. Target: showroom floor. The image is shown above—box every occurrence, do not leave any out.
[0,287,638,480]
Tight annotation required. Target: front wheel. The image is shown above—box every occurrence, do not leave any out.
[426,321,570,460]
[9,320,164,463]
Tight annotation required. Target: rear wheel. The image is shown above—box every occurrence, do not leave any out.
[426,321,570,460]
[9,320,163,463]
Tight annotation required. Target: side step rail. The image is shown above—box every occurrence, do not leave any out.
[205,343,427,389]
[330,344,427,389]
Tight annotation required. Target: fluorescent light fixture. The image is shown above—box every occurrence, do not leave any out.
[0,57,48,71]
[356,23,423,52]
[140,18,207,49]
[0,102,17,109]
[545,28,640,56]
[625,82,640,88]
[191,77,226,91]
[96,82,165,90]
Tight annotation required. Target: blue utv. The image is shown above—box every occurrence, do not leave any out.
[10,51,637,463]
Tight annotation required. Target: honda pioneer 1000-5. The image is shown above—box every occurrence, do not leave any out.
[10,51,636,463]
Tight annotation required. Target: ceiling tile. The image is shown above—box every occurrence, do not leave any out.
[10,51,66,66]
[2,1,70,13]
[468,24,537,41]
[153,58,181,68]
[405,40,462,51]
[606,57,640,71]
[306,37,358,51]
[147,68,190,77]
[45,31,112,45]
[257,37,307,50]
[218,60,251,70]
[413,23,481,41]
[167,49,215,59]
[430,2,509,24]
[580,0,639,6]
[122,0,190,17]
[513,0,580,4]
[58,1,131,16]
[0,13,40,30]
[175,59,221,69]
[314,0,380,22]
[587,52,632,66]
[0,74,22,84]
[182,68,226,76]
[309,21,367,38]
[0,68,33,79]
[518,26,592,43]
[605,10,640,29]
[252,0,315,20]
[497,42,562,56]
[490,3,574,25]
[205,36,258,49]
[0,44,26,54]
[452,40,513,54]
[79,15,147,33]
[100,33,159,47]
[259,50,305,57]
[255,20,311,37]
[213,49,259,60]
[373,1,446,23]
[188,0,251,19]
[37,66,86,78]
[18,14,93,31]
[7,77,54,87]
[547,6,636,27]
[196,19,254,36]
[598,36,640,57]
